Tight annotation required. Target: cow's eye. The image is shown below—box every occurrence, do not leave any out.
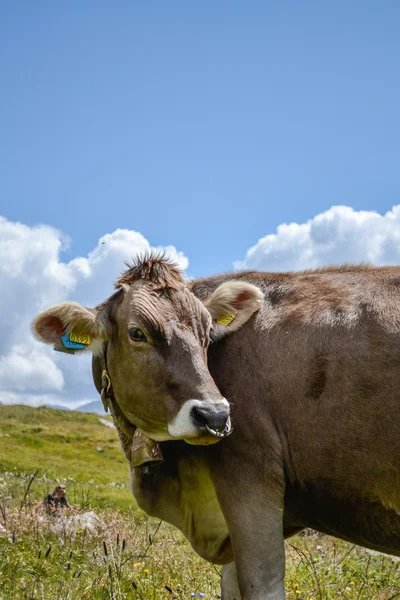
[129,328,147,342]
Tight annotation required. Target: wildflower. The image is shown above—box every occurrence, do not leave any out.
[198,595,205,599]
[190,595,196,598]
[134,562,142,568]
[143,569,149,574]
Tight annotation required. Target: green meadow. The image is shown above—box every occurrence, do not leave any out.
[0,405,133,511]
[1,405,400,599]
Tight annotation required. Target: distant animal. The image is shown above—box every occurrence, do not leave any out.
[33,255,400,599]
[43,484,70,513]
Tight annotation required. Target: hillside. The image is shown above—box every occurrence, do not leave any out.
[39,400,105,414]
[76,400,105,414]
[0,405,134,511]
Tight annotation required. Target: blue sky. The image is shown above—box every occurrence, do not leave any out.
[1,1,399,277]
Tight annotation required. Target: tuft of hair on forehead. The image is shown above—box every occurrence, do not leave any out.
[115,252,185,291]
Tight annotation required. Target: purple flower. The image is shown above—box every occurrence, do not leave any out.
[198,595,205,599]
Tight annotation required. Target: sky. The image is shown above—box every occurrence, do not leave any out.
[1,1,400,408]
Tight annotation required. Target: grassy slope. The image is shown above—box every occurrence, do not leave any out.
[0,405,134,511]
[1,405,400,598]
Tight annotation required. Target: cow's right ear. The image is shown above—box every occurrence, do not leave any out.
[32,302,109,355]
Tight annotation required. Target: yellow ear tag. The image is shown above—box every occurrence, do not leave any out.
[69,331,91,345]
[216,312,238,326]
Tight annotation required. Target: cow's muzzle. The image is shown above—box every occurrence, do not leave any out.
[205,416,232,438]
[192,403,232,439]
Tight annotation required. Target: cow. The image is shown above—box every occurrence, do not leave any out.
[32,255,400,600]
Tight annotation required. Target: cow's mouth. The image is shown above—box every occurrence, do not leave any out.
[204,416,232,438]
[169,399,232,444]
[191,406,233,440]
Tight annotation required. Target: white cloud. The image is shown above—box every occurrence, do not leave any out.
[0,217,188,408]
[68,229,188,306]
[236,205,400,271]
[0,343,64,392]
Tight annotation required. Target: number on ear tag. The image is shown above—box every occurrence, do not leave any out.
[70,332,91,345]
[216,312,238,326]
[60,332,90,351]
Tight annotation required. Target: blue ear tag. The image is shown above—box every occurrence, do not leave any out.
[61,333,87,350]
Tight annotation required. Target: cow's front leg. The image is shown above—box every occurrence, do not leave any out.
[214,454,286,599]
[230,502,285,599]
[221,561,242,600]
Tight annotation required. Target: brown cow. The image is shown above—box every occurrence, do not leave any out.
[33,255,400,600]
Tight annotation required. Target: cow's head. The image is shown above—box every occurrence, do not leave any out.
[32,255,263,445]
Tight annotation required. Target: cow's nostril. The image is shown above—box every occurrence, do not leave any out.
[191,404,231,436]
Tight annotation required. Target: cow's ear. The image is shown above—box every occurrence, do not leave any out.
[204,281,263,340]
[32,302,109,355]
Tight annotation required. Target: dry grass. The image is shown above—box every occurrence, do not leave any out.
[0,498,220,599]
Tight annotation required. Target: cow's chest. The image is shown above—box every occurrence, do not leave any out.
[131,452,232,564]
[178,457,232,564]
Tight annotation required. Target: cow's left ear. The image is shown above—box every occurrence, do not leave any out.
[203,281,264,340]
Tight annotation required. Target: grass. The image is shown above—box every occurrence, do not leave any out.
[0,502,219,599]
[1,405,400,598]
[0,405,133,511]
